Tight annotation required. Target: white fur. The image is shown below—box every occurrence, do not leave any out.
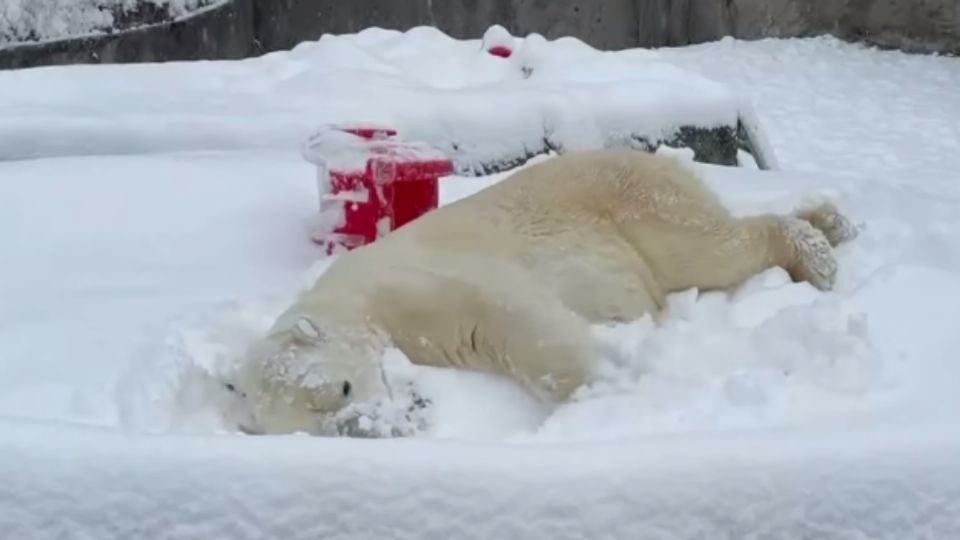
[228,150,857,436]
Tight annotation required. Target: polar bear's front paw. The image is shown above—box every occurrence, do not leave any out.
[793,201,858,247]
[330,390,432,438]
[781,217,838,291]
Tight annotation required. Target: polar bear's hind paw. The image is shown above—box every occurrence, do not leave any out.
[793,201,858,247]
[782,218,838,291]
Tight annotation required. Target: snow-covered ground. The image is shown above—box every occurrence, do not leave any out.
[2,29,960,538]
[0,0,218,47]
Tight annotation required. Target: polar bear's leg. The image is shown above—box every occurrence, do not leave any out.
[621,212,839,293]
[764,215,839,290]
[792,201,858,247]
[539,234,666,324]
[406,296,595,402]
[478,292,597,401]
[374,268,597,402]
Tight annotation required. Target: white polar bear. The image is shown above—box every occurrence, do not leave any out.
[225,149,857,436]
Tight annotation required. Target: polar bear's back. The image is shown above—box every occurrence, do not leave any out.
[280,149,763,409]
[475,149,727,223]
[387,149,729,253]
[345,149,733,323]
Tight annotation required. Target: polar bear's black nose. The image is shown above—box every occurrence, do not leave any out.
[223,382,247,398]
[342,381,352,397]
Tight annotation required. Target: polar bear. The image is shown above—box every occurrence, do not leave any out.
[225,149,856,436]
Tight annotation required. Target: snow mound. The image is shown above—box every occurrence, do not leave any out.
[540,278,883,442]
[0,25,762,172]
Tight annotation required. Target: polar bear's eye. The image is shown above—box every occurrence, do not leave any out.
[342,381,352,397]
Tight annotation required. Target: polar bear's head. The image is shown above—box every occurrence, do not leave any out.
[225,315,390,435]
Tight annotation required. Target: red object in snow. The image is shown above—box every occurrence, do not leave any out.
[487,45,513,58]
[302,125,454,255]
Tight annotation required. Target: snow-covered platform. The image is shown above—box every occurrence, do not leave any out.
[3,416,958,539]
[0,26,775,171]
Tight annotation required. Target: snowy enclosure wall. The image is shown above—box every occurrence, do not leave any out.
[0,0,251,69]
[1,0,957,69]
[254,0,960,56]
[0,0,218,46]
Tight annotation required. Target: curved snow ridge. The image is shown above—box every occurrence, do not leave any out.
[1,416,958,540]
[0,25,748,170]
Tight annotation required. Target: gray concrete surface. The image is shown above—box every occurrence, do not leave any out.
[252,0,639,54]
[840,0,959,54]
[0,0,253,70]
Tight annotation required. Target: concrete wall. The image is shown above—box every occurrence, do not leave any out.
[840,0,960,55]
[253,0,959,54]
[1,0,957,70]
[723,0,959,55]
[0,0,253,70]
[252,0,642,54]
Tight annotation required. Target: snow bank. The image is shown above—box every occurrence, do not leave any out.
[0,26,759,172]
[2,416,958,539]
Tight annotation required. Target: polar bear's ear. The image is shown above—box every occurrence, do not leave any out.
[294,316,326,344]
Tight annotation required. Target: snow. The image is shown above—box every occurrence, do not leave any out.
[2,29,960,538]
[0,0,217,46]
[3,418,958,539]
[0,26,750,174]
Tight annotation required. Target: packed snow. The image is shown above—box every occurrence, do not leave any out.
[0,0,218,46]
[2,28,960,539]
